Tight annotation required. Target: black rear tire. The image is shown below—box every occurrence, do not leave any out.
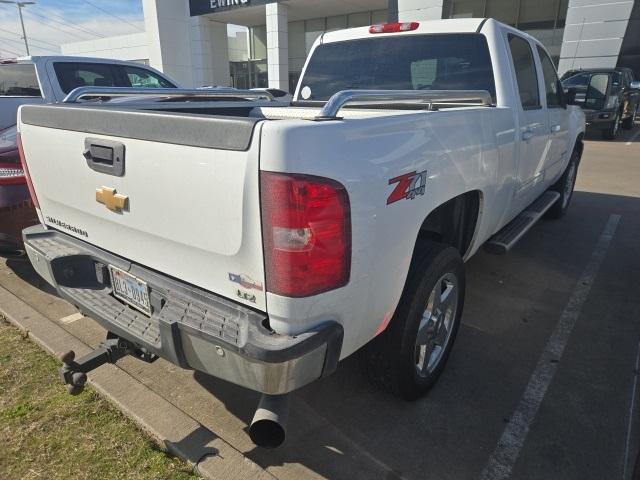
[546,149,579,219]
[363,239,465,400]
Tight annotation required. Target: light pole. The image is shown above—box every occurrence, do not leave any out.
[0,1,35,55]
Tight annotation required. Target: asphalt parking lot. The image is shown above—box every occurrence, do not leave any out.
[1,125,639,480]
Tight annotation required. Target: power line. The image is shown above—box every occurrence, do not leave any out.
[83,0,143,31]
[0,34,27,53]
[0,35,58,52]
[24,9,105,40]
[21,11,95,41]
[0,46,22,57]
[43,9,108,38]
[0,25,60,48]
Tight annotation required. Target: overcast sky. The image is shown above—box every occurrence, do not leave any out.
[0,0,144,57]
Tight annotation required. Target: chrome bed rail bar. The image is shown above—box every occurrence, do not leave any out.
[315,89,493,120]
[63,87,275,103]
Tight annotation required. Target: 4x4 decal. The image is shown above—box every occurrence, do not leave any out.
[387,170,428,205]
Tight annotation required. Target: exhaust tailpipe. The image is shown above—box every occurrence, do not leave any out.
[249,394,290,448]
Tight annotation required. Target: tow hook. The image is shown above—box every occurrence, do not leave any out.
[58,335,155,395]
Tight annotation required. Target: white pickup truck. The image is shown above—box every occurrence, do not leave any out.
[18,19,585,448]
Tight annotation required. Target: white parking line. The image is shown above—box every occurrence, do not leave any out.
[622,340,640,480]
[625,129,640,146]
[59,312,84,324]
[480,214,621,480]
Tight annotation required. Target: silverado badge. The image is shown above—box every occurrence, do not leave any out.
[96,186,128,212]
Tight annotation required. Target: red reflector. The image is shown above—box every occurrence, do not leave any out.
[17,133,39,209]
[261,172,351,298]
[369,22,419,34]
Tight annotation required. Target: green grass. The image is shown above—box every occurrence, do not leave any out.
[0,319,200,480]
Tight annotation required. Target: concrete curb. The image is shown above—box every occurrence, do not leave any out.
[0,285,275,480]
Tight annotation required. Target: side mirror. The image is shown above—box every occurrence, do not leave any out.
[565,87,577,105]
[631,81,640,90]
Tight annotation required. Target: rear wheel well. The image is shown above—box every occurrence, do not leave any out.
[416,191,481,259]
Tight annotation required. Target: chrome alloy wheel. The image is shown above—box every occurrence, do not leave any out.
[562,161,577,209]
[415,272,459,377]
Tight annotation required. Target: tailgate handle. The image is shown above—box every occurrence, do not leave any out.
[83,138,125,177]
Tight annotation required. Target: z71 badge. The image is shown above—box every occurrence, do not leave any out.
[386,170,428,205]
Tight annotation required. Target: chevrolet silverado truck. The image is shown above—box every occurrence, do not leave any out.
[17,19,585,448]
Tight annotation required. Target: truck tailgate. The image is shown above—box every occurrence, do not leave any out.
[18,104,267,310]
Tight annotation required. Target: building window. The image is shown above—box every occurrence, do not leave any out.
[347,12,370,28]
[443,0,568,64]
[326,15,347,31]
[485,0,517,25]
[251,25,267,61]
[447,0,483,18]
[246,8,389,91]
[372,10,388,24]
[305,18,326,53]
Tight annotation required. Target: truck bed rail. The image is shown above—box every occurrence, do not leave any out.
[63,87,275,103]
[315,89,493,120]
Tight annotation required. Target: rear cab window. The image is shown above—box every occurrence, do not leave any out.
[53,62,175,94]
[0,63,42,97]
[298,33,496,103]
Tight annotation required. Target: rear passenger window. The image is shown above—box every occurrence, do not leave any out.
[508,34,540,109]
[54,63,117,94]
[536,46,562,107]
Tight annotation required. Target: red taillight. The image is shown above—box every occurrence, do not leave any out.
[17,133,39,209]
[261,172,351,298]
[369,22,419,34]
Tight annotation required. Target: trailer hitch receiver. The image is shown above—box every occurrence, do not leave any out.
[58,335,154,395]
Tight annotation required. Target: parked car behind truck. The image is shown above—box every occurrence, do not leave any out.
[0,56,178,249]
[17,19,585,448]
[561,67,640,140]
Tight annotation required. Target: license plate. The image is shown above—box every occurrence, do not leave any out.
[109,265,151,316]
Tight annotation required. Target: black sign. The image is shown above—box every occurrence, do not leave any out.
[190,0,267,17]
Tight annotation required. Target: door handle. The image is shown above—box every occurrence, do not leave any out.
[551,124,561,133]
[522,129,534,141]
[83,138,125,177]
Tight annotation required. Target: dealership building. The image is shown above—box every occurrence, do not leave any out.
[61,0,640,91]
